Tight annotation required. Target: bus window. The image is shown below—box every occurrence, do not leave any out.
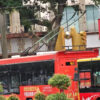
[79,71,91,88]
[20,60,54,85]
[10,73,20,93]
[0,59,54,94]
[93,71,100,86]
[0,65,10,94]
[78,60,100,92]
[0,73,9,94]
[92,61,100,87]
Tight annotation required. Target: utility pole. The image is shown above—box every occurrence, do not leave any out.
[79,0,87,31]
[0,13,8,58]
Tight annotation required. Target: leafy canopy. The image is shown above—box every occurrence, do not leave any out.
[46,93,68,100]
[8,96,19,100]
[0,96,6,100]
[35,92,46,100]
[0,0,22,8]
[48,74,71,90]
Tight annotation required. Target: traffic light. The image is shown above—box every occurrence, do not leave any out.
[70,27,82,51]
[80,31,86,50]
[55,27,66,51]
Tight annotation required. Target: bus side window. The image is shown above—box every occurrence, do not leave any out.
[94,71,100,86]
[79,72,91,88]
[0,73,9,94]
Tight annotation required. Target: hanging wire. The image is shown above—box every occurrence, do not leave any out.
[21,10,86,55]
[47,11,86,43]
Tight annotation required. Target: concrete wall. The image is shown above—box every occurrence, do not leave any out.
[0,37,48,55]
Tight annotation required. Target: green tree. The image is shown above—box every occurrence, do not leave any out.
[23,0,67,28]
[0,96,6,100]
[23,0,100,29]
[46,93,69,100]
[34,92,46,100]
[0,83,3,93]
[0,0,22,12]
[93,0,100,5]
[8,95,19,100]
[48,74,71,93]
[24,0,68,51]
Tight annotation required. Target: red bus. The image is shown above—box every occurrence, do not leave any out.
[78,57,100,100]
[0,49,99,100]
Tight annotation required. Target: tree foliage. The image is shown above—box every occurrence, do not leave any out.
[0,0,100,28]
[21,0,67,29]
[34,92,46,100]
[8,95,19,100]
[0,83,3,93]
[0,0,22,8]
[46,93,68,100]
[19,7,37,32]
[48,74,71,90]
[0,0,22,12]
[92,0,100,5]
[0,96,6,100]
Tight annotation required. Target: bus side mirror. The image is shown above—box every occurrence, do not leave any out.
[73,73,79,81]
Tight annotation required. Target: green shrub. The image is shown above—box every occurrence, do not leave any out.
[67,98,73,100]
[46,94,58,100]
[8,96,19,100]
[46,93,67,100]
[34,92,46,100]
[0,96,6,100]
[48,74,71,90]
[0,83,3,93]
[59,93,67,100]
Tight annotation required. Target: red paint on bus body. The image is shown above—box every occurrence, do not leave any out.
[1,49,100,100]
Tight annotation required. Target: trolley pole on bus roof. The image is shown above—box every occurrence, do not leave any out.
[0,13,8,58]
[79,0,87,31]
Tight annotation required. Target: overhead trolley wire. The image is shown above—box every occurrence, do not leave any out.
[21,10,86,55]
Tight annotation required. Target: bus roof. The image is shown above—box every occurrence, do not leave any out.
[77,57,100,62]
[0,53,56,65]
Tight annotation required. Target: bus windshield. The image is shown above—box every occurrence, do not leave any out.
[0,60,54,94]
[78,60,100,92]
